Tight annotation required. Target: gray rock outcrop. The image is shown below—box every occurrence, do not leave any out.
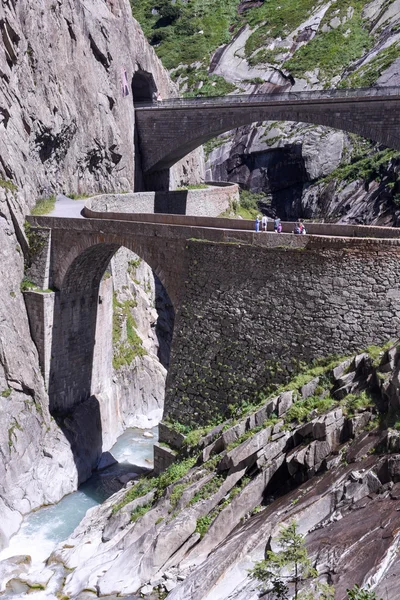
[9,344,400,599]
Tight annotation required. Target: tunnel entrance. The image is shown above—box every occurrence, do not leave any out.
[132,69,156,103]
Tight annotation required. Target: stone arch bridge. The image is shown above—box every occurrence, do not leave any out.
[26,211,400,430]
[135,87,400,175]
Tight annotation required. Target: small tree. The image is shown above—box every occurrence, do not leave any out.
[250,521,325,599]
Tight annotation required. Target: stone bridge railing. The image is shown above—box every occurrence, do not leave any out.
[135,86,400,109]
[83,198,400,240]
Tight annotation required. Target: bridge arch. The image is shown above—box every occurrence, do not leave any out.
[48,236,175,419]
[134,90,400,173]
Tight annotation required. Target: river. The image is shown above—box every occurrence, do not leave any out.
[0,427,158,575]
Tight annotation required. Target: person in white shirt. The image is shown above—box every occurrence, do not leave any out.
[261,215,268,232]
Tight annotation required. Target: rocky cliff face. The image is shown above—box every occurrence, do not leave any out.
[0,0,203,549]
[7,343,400,599]
[199,0,400,223]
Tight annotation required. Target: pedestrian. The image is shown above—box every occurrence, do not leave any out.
[261,215,268,232]
[277,221,282,233]
[156,91,162,102]
[255,215,261,232]
[274,217,281,232]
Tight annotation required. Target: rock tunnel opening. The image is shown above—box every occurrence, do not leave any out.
[48,243,175,483]
[131,69,156,103]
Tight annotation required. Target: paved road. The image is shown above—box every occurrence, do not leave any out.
[49,194,85,218]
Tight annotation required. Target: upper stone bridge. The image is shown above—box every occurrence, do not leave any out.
[135,87,400,174]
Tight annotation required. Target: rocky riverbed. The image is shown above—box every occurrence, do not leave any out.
[2,343,400,599]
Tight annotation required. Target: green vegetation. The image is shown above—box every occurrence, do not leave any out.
[20,278,53,293]
[176,184,209,191]
[284,4,372,81]
[0,178,17,192]
[130,0,241,70]
[346,585,382,600]
[226,189,266,220]
[286,394,335,424]
[244,0,318,51]
[189,475,224,504]
[1,388,11,398]
[204,134,233,159]
[169,483,188,509]
[195,514,213,538]
[322,148,400,186]
[31,195,56,216]
[130,503,152,523]
[8,419,22,450]
[112,294,146,370]
[249,521,332,599]
[112,456,196,514]
[183,73,236,98]
[341,42,400,88]
[340,391,375,416]
[247,47,284,67]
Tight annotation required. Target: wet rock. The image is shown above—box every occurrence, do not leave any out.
[97,452,118,471]
[0,556,31,593]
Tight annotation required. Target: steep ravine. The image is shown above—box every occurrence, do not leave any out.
[5,343,400,599]
[0,0,203,550]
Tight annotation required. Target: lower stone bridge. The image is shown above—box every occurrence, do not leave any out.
[26,210,400,429]
[135,87,400,177]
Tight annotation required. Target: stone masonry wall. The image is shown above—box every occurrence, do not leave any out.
[85,183,239,217]
[165,239,400,425]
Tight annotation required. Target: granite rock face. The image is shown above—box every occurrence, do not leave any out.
[7,345,400,599]
[205,0,400,224]
[0,0,202,549]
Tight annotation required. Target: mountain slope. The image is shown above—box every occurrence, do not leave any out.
[133,0,400,224]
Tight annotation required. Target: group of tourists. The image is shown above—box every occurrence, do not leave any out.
[254,215,306,235]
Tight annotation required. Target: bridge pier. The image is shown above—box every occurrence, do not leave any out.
[143,168,170,192]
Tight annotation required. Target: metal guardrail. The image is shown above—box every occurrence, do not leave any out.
[135,86,400,109]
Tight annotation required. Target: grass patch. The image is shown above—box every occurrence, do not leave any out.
[204,134,233,159]
[183,73,237,98]
[112,456,197,514]
[195,514,213,538]
[322,148,400,186]
[176,184,209,191]
[341,42,400,88]
[284,4,372,81]
[169,483,188,509]
[244,0,319,50]
[340,390,374,416]
[131,503,152,522]
[247,47,284,66]
[0,178,17,192]
[112,294,146,370]
[285,394,336,424]
[189,475,225,505]
[131,0,241,71]
[31,196,56,216]
[1,388,11,398]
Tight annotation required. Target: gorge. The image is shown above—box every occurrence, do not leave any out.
[2,0,400,599]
